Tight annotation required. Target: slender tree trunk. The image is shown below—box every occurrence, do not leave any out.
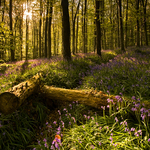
[42,12,45,57]
[1,0,5,59]
[131,24,134,46]
[109,0,113,50]
[57,26,59,55]
[19,3,23,60]
[83,0,87,53]
[95,0,101,56]
[72,0,74,54]
[39,0,42,58]
[61,0,71,61]
[125,0,128,48]
[72,0,81,54]
[53,22,56,56]
[45,0,48,58]
[117,3,120,48]
[36,28,38,58]
[94,19,96,52]
[48,1,53,58]
[33,26,36,59]
[9,0,14,61]
[140,25,143,46]
[141,0,148,46]
[76,15,79,53]
[26,0,29,60]
[118,0,125,52]
[136,0,140,47]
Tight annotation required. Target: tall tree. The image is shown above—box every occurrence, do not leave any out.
[136,0,140,47]
[9,0,14,61]
[0,0,5,59]
[72,0,81,54]
[109,0,114,49]
[83,0,87,53]
[95,0,101,56]
[48,0,53,58]
[141,0,148,46]
[125,0,128,48]
[39,0,42,58]
[75,12,79,53]
[19,3,23,60]
[117,2,120,48]
[118,0,125,52]
[61,0,71,61]
[45,0,49,58]
[26,0,29,60]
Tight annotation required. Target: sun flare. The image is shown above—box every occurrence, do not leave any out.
[23,10,32,20]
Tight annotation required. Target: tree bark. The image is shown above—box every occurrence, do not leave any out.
[48,1,53,58]
[95,0,101,56]
[26,0,29,60]
[125,0,128,48]
[76,15,79,53]
[45,0,48,58]
[72,0,81,54]
[39,0,42,58]
[136,0,140,47]
[83,0,87,53]
[9,0,14,61]
[141,0,148,46]
[40,85,118,110]
[118,0,125,52]
[117,3,120,48]
[0,73,42,115]
[61,0,71,61]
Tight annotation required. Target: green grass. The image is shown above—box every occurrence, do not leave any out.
[0,48,150,150]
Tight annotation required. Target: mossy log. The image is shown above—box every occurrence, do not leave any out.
[0,73,42,115]
[40,85,118,110]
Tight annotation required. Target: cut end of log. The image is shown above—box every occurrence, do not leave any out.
[0,92,19,115]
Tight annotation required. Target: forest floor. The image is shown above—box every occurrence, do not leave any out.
[0,47,150,150]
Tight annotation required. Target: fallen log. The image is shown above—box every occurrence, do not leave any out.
[0,73,42,115]
[40,85,119,110]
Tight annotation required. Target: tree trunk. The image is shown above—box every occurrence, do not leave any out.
[53,22,56,56]
[61,0,71,61]
[141,0,148,46]
[76,15,79,53]
[48,1,53,58]
[36,28,38,58]
[72,0,74,54]
[83,0,87,53]
[9,0,14,61]
[95,0,101,56]
[109,0,113,50]
[39,0,42,58]
[40,85,119,110]
[125,0,128,48]
[117,3,120,48]
[0,0,5,60]
[45,0,48,58]
[118,0,125,52]
[33,26,36,59]
[72,0,81,55]
[20,3,23,61]
[0,73,42,115]
[136,0,140,47]
[42,12,45,57]
[26,0,29,60]
[57,26,59,55]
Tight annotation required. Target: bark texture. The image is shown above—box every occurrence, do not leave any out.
[40,85,118,110]
[0,73,42,115]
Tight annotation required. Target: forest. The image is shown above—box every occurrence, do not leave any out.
[0,0,150,149]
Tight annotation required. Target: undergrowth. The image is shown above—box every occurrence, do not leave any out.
[0,48,150,149]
